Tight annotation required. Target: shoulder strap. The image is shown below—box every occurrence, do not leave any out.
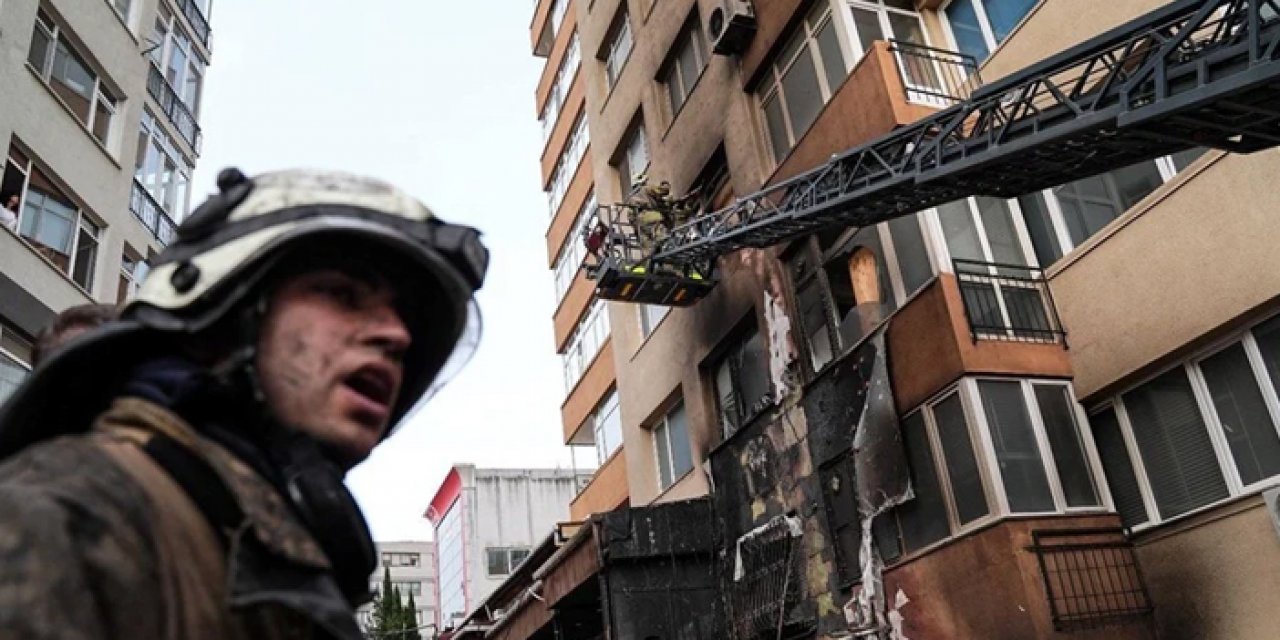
[141,433,245,547]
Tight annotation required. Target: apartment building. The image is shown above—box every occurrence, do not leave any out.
[357,541,439,633]
[425,464,590,633]
[494,0,1280,639]
[0,0,212,401]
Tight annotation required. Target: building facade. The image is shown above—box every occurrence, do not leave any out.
[0,0,212,400]
[501,0,1280,639]
[357,541,438,633]
[425,464,590,633]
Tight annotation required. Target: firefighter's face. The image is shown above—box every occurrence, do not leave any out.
[256,267,411,467]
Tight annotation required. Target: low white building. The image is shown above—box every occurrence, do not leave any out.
[356,540,437,633]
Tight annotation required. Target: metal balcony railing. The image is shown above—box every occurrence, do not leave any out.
[888,40,982,106]
[130,180,177,247]
[953,259,1066,345]
[1028,528,1153,632]
[146,65,202,155]
[177,0,211,48]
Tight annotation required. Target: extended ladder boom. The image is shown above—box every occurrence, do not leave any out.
[585,0,1280,306]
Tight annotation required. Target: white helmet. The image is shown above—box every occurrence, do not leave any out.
[0,168,489,455]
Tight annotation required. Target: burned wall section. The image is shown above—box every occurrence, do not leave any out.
[597,498,722,639]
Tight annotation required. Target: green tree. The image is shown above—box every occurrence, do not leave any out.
[403,592,422,640]
[368,566,398,639]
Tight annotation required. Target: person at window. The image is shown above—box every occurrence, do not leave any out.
[30,303,118,367]
[0,168,488,639]
[1,193,18,232]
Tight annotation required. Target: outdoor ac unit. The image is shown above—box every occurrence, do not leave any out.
[708,0,757,56]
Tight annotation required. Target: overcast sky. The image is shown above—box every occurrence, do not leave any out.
[192,1,580,541]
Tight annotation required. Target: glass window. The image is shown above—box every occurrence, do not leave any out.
[756,1,847,162]
[1254,316,1280,400]
[0,345,31,405]
[1090,407,1149,528]
[28,15,118,146]
[662,18,707,115]
[593,389,623,464]
[1122,368,1230,520]
[71,217,100,290]
[945,0,1038,61]
[655,402,692,490]
[1015,192,1062,267]
[897,412,950,551]
[1199,344,1280,486]
[885,214,934,296]
[933,392,989,524]
[616,123,649,197]
[605,13,633,89]
[1035,385,1100,507]
[978,380,1055,512]
[713,327,771,438]
[640,304,670,337]
[20,188,77,255]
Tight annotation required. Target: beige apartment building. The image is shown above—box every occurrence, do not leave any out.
[0,0,211,399]
[508,0,1280,638]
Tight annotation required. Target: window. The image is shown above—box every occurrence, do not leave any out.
[540,33,582,145]
[592,389,623,464]
[135,109,195,223]
[845,1,935,93]
[660,16,708,116]
[0,322,34,405]
[603,11,634,90]
[547,115,590,216]
[712,326,771,438]
[436,501,467,623]
[5,147,101,290]
[884,213,935,298]
[1095,314,1280,527]
[757,1,847,162]
[614,121,649,198]
[639,304,669,337]
[654,401,693,491]
[28,11,119,148]
[819,453,903,583]
[552,192,596,303]
[943,0,1039,61]
[562,299,610,392]
[148,3,207,114]
[787,228,898,376]
[381,552,422,567]
[485,547,532,576]
[1014,159,1170,267]
[109,0,132,21]
[880,378,1103,558]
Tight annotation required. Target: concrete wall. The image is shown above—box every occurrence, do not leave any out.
[1134,497,1280,640]
[569,447,629,520]
[466,468,589,607]
[1049,150,1280,401]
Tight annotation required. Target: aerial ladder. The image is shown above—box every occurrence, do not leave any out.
[582,0,1280,306]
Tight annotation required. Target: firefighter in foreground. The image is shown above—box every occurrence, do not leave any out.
[0,168,488,639]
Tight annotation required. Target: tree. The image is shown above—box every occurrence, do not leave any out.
[402,592,422,640]
[368,566,400,639]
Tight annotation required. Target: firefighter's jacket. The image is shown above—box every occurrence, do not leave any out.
[0,397,362,639]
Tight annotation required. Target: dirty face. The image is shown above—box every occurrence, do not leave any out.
[256,266,412,467]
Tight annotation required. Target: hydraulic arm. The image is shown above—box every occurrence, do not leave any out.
[583,0,1280,306]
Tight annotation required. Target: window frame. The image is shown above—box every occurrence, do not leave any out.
[613,118,649,199]
[551,191,596,304]
[27,11,121,150]
[484,546,532,577]
[4,148,102,292]
[652,400,693,492]
[659,14,709,119]
[755,0,848,164]
[592,388,623,465]
[148,2,208,113]
[602,9,634,91]
[540,32,582,145]
[547,114,590,216]
[638,303,670,338]
[1095,315,1280,531]
[939,0,1040,63]
[562,299,611,393]
[881,377,1109,562]
[710,324,772,439]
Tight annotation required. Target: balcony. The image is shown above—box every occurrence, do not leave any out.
[887,39,982,107]
[146,65,202,155]
[1028,527,1153,632]
[130,180,177,247]
[569,450,628,521]
[176,0,211,49]
[953,259,1067,345]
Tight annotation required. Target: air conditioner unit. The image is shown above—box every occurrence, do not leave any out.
[708,0,757,56]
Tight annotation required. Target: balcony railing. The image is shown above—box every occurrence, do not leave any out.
[1028,528,1153,632]
[888,40,982,106]
[130,180,177,247]
[953,259,1066,345]
[147,65,202,155]
[177,0,211,48]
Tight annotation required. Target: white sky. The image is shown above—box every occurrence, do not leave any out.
[192,1,581,541]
